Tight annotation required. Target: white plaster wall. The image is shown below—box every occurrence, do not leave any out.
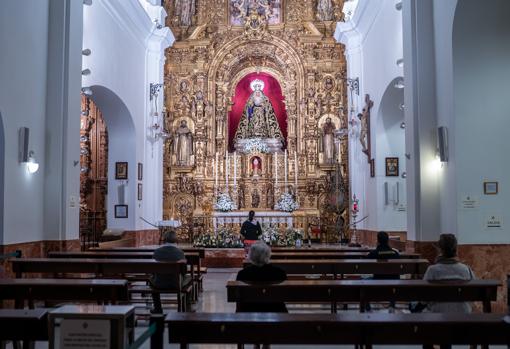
[82,0,172,230]
[336,0,406,232]
[453,0,510,244]
[0,1,49,244]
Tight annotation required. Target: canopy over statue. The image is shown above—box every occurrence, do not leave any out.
[234,79,284,150]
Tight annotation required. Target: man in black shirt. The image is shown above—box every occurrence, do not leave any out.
[236,241,287,313]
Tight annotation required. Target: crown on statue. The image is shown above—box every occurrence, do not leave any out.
[250,79,265,92]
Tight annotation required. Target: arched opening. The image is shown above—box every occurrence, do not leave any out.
[228,72,288,151]
[0,111,4,245]
[89,85,137,232]
[79,95,109,248]
[374,77,406,231]
[453,0,510,243]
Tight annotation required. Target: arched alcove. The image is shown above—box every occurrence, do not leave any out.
[373,77,406,231]
[0,111,4,245]
[89,85,137,230]
[453,0,510,243]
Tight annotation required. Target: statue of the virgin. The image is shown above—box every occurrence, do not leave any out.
[234,79,284,143]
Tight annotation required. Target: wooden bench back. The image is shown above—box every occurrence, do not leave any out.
[270,251,420,259]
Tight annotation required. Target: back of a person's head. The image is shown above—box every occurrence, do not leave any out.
[163,230,178,244]
[438,233,457,258]
[377,231,389,246]
[248,210,255,221]
[248,241,271,267]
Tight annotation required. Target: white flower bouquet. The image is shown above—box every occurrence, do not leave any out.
[261,224,280,245]
[214,192,237,212]
[193,226,243,248]
[274,192,299,212]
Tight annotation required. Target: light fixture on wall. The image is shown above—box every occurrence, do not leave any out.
[81,69,91,76]
[81,87,93,96]
[400,122,406,129]
[148,82,170,143]
[394,78,405,89]
[396,58,404,67]
[83,0,92,5]
[399,103,405,111]
[437,126,449,162]
[82,48,92,56]
[395,1,402,11]
[19,127,40,174]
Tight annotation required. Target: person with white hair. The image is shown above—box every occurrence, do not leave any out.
[236,241,287,313]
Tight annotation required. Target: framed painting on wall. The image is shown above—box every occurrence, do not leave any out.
[137,183,143,201]
[114,204,128,218]
[484,181,498,195]
[115,162,128,180]
[385,157,399,177]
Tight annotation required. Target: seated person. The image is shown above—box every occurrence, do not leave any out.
[151,230,186,313]
[236,241,287,313]
[366,231,400,279]
[423,233,475,313]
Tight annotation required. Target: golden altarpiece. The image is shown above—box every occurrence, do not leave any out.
[163,0,350,242]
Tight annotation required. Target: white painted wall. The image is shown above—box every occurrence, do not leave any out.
[453,0,510,244]
[0,0,83,245]
[336,0,406,233]
[82,0,173,231]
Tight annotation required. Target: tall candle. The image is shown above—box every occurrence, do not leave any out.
[294,151,298,194]
[284,149,288,192]
[233,151,237,188]
[274,152,278,187]
[225,151,229,190]
[215,152,218,192]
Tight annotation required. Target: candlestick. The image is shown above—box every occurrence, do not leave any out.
[215,152,219,195]
[233,151,237,188]
[225,151,229,191]
[284,149,288,193]
[294,151,298,195]
[274,152,278,188]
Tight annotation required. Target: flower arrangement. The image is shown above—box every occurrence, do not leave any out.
[242,138,269,154]
[193,226,243,248]
[274,192,300,212]
[214,192,237,212]
[261,224,280,245]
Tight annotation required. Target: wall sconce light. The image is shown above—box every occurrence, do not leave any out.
[82,48,92,56]
[400,122,406,129]
[437,126,449,162]
[19,127,40,174]
[81,87,93,96]
[399,103,405,111]
[148,82,170,143]
[396,58,404,67]
[394,78,405,89]
[395,1,403,11]
[81,69,91,76]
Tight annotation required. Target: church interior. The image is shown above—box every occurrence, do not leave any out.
[0,0,510,348]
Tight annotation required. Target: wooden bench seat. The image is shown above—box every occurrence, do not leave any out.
[0,308,49,345]
[0,278,129,308]
[163,312,510,348]
[246,259,429,278]
[270,251,420,259]
[227,279,499,313]
[11,258,191,312]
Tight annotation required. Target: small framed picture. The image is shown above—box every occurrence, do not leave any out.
[385,157,399,177]
[138,163,143,181]
[115,162,128,180]
[137,183,143,201]
[369,159,375,178]
[114,204,128,218]
[484,181,498,195]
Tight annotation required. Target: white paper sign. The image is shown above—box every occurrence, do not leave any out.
[59,319,110,349]
[461,195,478,209]
[485,215,503,230]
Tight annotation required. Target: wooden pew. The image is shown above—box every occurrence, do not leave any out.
[226,279,499,313]
[48,251,203,301]
[0,279,129,309]
[271,246,372,252]
[11,258,191,312]
[271,251,420,259]
[90,246,206,258]
[163,312,510,348]
[245,259,429,278]
[0,309,49,346]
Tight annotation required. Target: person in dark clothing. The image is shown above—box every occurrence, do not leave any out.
[151,230,186,313]
[365,231,400,311]
[240,210,263,253]
[236,241,287,313]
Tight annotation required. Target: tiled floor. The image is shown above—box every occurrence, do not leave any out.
[26,269,506,349]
